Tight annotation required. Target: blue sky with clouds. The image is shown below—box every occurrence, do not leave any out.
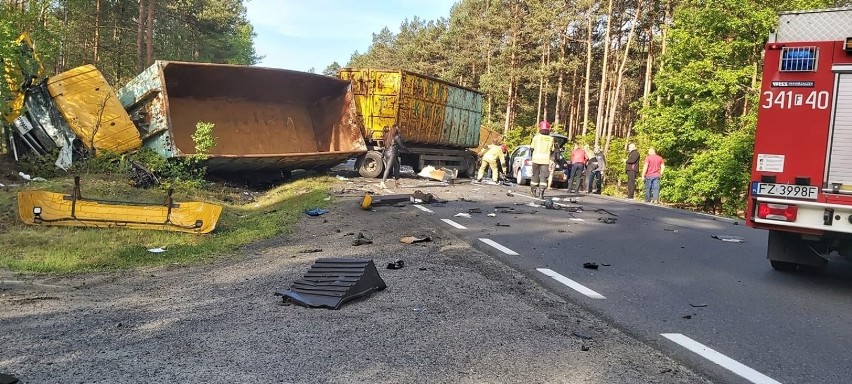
[245,0,458,72]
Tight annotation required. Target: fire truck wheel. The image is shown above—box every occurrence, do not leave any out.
[769,260,798,272]
[359,151,384,178]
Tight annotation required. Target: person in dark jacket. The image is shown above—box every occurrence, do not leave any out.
[625,143,640,199]
[586,145,606,194]
[380,125,409,189]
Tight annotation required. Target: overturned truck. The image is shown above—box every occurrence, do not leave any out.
[117,61,367,178]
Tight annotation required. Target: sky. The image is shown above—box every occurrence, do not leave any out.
[245,0,458,72]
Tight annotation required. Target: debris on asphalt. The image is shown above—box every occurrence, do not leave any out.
[495,223,511,227]
[298,249,323,253]
[601,263,611,267]
[487,213,497,217]
[733,221,740,225]
[572,331,594,340]
[526,202,540,208]
[468,208,482,214]
[0,372,20,384]
[418,165,457,182]
[664,227,679,234]
[360,193,412,210]
[660,368,673,374]
[569,218,585,222]
[711,235,744,243]
[411,190,439,204]
[454,213,472,218]
[594,208,617,216]
[413,307,426,312]
[682,315,693,320]
[581,344,590,352]
[344,232,355,236]
[598,217,617,224]
[147,247,166,253]
[336,175,350,181]
[494,206,511,209]
[583,262,599,270]
[459,197,477,203]
[400,236,432,244]
[558,229,567,233]
[386,260,405,269]
[275,258,387,310]
[351,232,373,246]
[304,208,329,217]
[689,303,708,308]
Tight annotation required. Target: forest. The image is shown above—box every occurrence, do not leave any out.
[3,0,852,215]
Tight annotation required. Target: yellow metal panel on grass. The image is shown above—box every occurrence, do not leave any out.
[17,191,222,234]
[47,65,141,154]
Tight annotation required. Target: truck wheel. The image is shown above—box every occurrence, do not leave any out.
[462,156,478,178]
[359,151,384,178]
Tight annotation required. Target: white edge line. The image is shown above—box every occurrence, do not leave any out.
[441,219,467,229]
[478,238,520,256]
[413,204,433,213]
[661,333,782,384]
[536,268,606,300]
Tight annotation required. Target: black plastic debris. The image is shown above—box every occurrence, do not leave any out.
[298,248,323,253]
[711,235,744,243]
[690,303,708,308]
[572,331,593,340]
[598,217,617,224]
[275,258,387,310]
[583,262,599,269]
[468,208,482,214]
[387,260,405,269]
[495,223,511,227]
[0,373,19,384]
[594,208,617,217]
[351,232,373,246]
[683,315,693,319]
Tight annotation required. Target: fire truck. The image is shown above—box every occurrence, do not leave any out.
[749,8,852,270]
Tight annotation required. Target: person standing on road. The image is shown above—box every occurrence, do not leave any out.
[530,121,555,199]
[476,139,507,183]
[568,143,587,193]
[380,124,410,190]
[641,147,665,204]
[586,145,606,194]
[625,143,640,199]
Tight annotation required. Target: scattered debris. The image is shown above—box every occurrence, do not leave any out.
[400,236,432,244]
[147,248,167,253]
[733,221,740,225]
[344,232,355,236]
[323,196,332,201]
[583,262,599,270]
[0,183,4,187]
[298,249,323,253]
[418,165,457,182]
[0,372,20,384]
[129,160,160,188]
[18,171,46,182]
[660,368,673,374]
[351,232,373,246]
[572,331,594,340]
[594,208,617,216]
[454,213,472,218]
[468,208,482,214]
[360,193,412,210]
[689,303,708,308]
[526,202,540,208]
[601,263,611,267]
[682,315,693,320]
[336,175,350,181]
[711,235,744,243]
[304,208,329,217]
[494,206,511,209]
[598,217,617,224]
[411,190,438,204]
[569,218,585,222]
[275,258,387,309]
[495,223,511,227]
[581,344,590,352]
[413,307,426,312]
[386,260,405,269]
[458,197,477,203]
[664,227,679,234]
[487,213,497,217]
[557,229,567,233]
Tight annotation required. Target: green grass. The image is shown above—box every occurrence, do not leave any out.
[0,174,332,274]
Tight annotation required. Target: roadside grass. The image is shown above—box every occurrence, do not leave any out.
[0,174,332,274]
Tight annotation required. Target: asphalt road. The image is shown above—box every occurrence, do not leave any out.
[403,180,852,384]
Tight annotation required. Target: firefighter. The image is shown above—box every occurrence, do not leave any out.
[476,139,507,183]
[530,121,555,199]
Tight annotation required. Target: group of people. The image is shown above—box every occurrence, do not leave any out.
[380,122,665,204]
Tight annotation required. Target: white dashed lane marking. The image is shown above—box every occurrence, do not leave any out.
[441,219,467,229]
[536,268,607,299]
[661,333,782,384]
[413,204,433,213]
[478,238,520,256]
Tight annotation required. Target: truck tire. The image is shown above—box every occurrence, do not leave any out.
[359,151,384,178]
[462,155,478,178]
[766,230,828,271]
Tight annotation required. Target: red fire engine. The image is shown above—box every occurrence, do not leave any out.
[749,8,852,270]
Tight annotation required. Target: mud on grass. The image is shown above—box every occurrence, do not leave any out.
[0,175,333,273]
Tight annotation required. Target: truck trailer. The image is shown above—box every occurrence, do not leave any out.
[748,7,852,270]
[118,61,368,177]
[339,68,483,178]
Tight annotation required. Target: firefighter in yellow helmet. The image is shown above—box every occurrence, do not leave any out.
[530,121,555,199]
[476,139,507,183]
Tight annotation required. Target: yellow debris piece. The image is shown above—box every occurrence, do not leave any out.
[17,190,222,234]
[2,33,44,124]
[47,65,142,154]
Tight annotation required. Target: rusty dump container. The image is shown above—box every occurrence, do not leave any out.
[117,61,367,174]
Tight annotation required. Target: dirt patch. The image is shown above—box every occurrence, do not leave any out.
[0,174,710,383]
